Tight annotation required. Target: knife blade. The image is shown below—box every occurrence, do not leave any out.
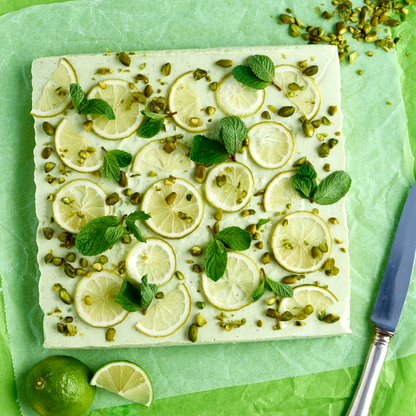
[347,180,416,416]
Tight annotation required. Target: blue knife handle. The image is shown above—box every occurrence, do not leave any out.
[346,327,395,416]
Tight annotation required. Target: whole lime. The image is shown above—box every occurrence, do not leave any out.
[25,355,96,416]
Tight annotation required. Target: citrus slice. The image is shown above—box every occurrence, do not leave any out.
[31,58,77,118]
[204,161,254,212]
[248,122,294,169]
[263,170,300,211]
[132,139,195,173]
[278,285,338,329]
[126,238,176,287]
[90,361,153,407]
[141,178,203,239]
[51,179,109,234]
[168,71,207,133]
[201,252,260,311]
[274,65,321,120]
[271,211,332,273]
[86,79,144,140]
[216,73,265,117]
[54,118,103,173]
[75,271,129,328]
[135,284,191,337]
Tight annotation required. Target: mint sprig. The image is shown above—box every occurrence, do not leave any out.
[75,211,151,256]
[251,269,294,303]
[232,55,281,91]
[204,226,252,281]
[70,83,115,120]
[219,116,248,158]
[138,110,177,138]
[102,149,133,182]
[292,164,351,205]
[189,135,229,165]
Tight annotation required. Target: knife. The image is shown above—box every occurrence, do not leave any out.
[346,181,416,415]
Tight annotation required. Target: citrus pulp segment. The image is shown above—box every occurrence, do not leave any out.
[135,284,191,337]
[75,271,129,328]
[86,79,144,140]
[201,252,260,311]
[31,58,77,118]
[274,65,321,120]
[263,170,300,211]
[247,122,294,169]
[126,238,176,287]
[271,211,332,273]
[54,118,103,173]
[216,73,265,117]
[51,179,109,234]
[204,161,254,212]
[141,178,204,239]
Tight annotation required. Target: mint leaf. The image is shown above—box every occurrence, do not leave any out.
[127,211,151,222]
[70,83,86,113]
[141,110,165,121]
[205,239,228,282]
[126,211,150,243]
[219,117,248,156]
[140,275,158,311]
[313,171,352,205]
[248,55,275,83]
[257,218,271,229]
[232,65,270,90]
[292,164,318,200]
[138,117,164,138]
[80,98,115,120]
[109,150,132,168]
[190,135,229,164]
[115,280,141,312]
[265,276,294,298]
[75,216,120,256]
[216,226,252,251]
[103,151,121,182]
[251,279,265,303]
[104,224,128,242]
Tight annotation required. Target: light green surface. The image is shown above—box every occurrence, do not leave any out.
[0,1,415,415]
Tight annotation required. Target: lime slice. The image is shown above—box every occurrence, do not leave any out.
[141,178,204,239]
[135,284,191,337]
[263,170,300,211]
[51,179,109,234]
[75,271,129,328]
[90,361,153,407]
[86,79,144,140]
[132,139,195,173]
[248,122,294,169]
[54,118,103,173]
[274,65,321,121]
[168,71,207,133]
[278,285,338,329]
[271,211,332,273]
[126,238,176,287]
[201,252,260,311]
[216,73,265,117]
[204,161,254,212]
[31,58,77,118]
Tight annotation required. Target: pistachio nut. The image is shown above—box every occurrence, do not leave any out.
[121,235,132,244]
[266,308,279,319]
[130,192,141,205]
[194,68,207,80]
[92,170,101,179]
[44,162,56,173]
[76,268,87,276]
[322,116,331,126]
[53,283,62,292]
[213,221,220,235]
[331,266,340,276]
[189,117,200,127]
[328,138,339,149]
[252,232,260,240]
[215,175,227,188]
[246,224,257,235]
[196,313,207,327]
[59,288,73,305]
[165,192,177,206]
[164,142,176,154]
[318,143,330,158]
[324,163,331,172]
[79,258,88,268]
[144,85,153,98]
[255,241,264,249]
[295,321,306,327]
[257,319,264,327]
[268,105,277,113]
[365,32,378,42]
[215,59,233,67]
[302,65,319,76]
[280,311,294,321]
[311,246,323,259]
[278,106,295,117]
[155,292,164,299]
[261,110,271,120]
[122,188,132,197]
[106,327,116,342]
[82,120,93,133]
[214,209,223,221]
[329,217,339,224]
[188,323,198,343]
[336,21,347,35]
[209,82,218,91]
[64,316,73,323]
[348,51,358,65]
[176,271,185,280]
[297,312,308,320]
[323,314,340,324]
[303,304,314,315]
[280,14,295,24]
[206,106,216,116]
[265,296,276,306]
[282,219,289,227]
[84,295,92,305]
[282,276,297,284]
[192,264,201,273]
[41,147,53,159]
[322,258,335,271]
[262,252,271,264]
[302,121,315,137]
[338,52,346,63]
[292,156,307,167]
[91,262,103,272]
[132,91,146,105]
[42,122,55,136]
[57,323,67,334]
[328,106,338,116]
[385,19,401,27]
[290,24,301,37]
[43,227,54,240]
[194,164,206,184]
[106,192,119,206]
[161,62,171,76]
[52,257,64,266]
[64,263,76,278]
[197,301,206,310]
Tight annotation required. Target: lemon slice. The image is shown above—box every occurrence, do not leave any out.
[204,161,254,212]
[86,79,144,140]
[271,211,332,273]
[141,178,203,239]
[248,122,294,169]
[274,65,320,121]
[90,361,153,407]
[216,73,265,117]
[31,58,77,118]
[201,252,260,311]
[132,139,195,173]
[135,284,191,337]
[54,118,103,173]
[75,271,129,328]
[263,170,300,211]
[278,285,338,329]
[168,71,207,133]
[126,238,176,287]
[51,179,109,234]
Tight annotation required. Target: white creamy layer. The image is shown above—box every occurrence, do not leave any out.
[32,45,350,349]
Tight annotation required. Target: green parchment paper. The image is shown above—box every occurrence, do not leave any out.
[0,0,414,415]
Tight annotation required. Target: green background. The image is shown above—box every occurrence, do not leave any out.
[1,1,416,415]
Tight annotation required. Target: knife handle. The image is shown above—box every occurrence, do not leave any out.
[346,326,394,416]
